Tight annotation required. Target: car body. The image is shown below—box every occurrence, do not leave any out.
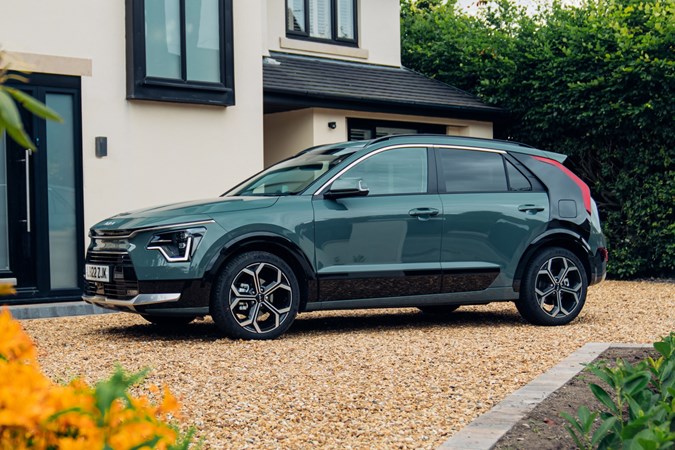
[83,135,607,339]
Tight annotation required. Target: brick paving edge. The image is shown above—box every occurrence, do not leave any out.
[437,342,652,450]
[6,301,118,320]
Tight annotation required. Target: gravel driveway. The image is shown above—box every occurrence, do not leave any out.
[21,280,674,449]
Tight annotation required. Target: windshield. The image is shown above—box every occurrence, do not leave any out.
[225,145,360,197]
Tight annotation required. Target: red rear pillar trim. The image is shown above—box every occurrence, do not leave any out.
[533,156,592,213]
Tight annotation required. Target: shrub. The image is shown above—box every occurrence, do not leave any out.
[0,309,194,449]
[561,333,675,449]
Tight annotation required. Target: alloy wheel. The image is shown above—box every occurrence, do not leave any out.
[534,256,583,318]
[229,262,293,334]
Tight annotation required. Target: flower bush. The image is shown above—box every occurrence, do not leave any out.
[0,309,193,449]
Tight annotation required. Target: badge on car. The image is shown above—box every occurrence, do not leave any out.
[85,264,110,282]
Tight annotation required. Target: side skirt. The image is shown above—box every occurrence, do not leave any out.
[303,287,518,312]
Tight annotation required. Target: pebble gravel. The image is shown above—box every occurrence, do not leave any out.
[20,280,674,449]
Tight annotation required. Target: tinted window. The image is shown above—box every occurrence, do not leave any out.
[339,148,427,196]
[506,160,532,191]
[439,149,507,193]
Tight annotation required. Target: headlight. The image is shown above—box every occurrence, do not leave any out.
[146,227,206,262]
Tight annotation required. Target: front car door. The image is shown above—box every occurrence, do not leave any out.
[436,147,550,292]
[312,146,443,302]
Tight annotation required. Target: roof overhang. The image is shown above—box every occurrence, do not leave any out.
[263,52,503,121]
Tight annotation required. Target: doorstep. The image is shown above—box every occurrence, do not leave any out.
[438,342,652,450]
[5,301,117,320]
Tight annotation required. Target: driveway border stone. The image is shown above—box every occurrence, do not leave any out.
[7,301,116,320]
[438,342,652,450]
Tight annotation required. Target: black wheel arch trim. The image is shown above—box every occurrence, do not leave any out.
[204,232,317,304]
[513,229,593,292]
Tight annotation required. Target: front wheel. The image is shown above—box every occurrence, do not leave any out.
[516,247,588,326]
[210,251,300,340]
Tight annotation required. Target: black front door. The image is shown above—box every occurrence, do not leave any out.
[0,74,84,303]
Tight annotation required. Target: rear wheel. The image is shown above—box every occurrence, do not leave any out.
[211,251,300,340]
[141,315,196,327]
[516,247,587,325]
[418,305,460,315]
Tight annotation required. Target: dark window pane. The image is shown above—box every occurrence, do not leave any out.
[144,0,182,79]
[340,148,427,196]
[287,0,306,32]
[185,0,221,83]
[506,160,532,191]
[439,150,507,192]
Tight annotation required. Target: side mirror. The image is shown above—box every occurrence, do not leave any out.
[324,178,369,199]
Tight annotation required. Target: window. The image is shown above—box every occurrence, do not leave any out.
[505,160,532,191]
[348,118,446,141]
[337,148,427,196]
[438,149,507,193]
[126,0,234,106]
[286,0,357,45]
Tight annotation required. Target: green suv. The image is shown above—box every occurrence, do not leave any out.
[83,135,607,339]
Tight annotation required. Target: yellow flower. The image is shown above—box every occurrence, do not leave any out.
[0,283,15,297]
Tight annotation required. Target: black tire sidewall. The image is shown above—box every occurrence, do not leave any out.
[517,247,588,326]
[211,251,300,340]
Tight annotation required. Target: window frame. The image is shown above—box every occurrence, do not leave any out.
[126,0,235,106]
[286,0,358,47]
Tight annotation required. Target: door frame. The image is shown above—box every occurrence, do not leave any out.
[1,73,84,304]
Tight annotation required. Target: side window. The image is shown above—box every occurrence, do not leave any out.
[337,148,428,196]
[439,149,507,193]
[506,160,532,191]
[126,0,235,106]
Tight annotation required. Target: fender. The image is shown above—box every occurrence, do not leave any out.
[204,231,316,284]
[514,228,593,292]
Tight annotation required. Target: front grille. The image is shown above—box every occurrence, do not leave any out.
[85,251,139,300]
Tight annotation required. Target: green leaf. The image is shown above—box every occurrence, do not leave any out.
[561,411,585,435]
[4,87,62,122]
[624,372,652,396]
[592,416,618,446]
[590,383,620,415]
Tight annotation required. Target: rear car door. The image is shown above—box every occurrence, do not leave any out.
[436,147,549,290]
[313,146,443,302]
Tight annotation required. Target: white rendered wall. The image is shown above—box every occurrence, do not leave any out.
[266,0,401,66]
[1,0,265,230]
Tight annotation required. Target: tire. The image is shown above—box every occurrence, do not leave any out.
[141,315,196,327]
[516,247,588,326]
[418,305,460,315]
[210,251,300,340]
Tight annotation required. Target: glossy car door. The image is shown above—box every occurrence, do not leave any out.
[436,148,549,290]
[313,147,443,301]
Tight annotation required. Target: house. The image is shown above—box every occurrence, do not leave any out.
[0,0,500,304]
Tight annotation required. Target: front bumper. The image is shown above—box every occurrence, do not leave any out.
[83,292,181,312]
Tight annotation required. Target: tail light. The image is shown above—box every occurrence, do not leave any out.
[598,247,609,262]
[533,156,592,213]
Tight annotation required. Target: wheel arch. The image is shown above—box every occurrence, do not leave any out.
[513,230,592,292]
[205,233,316,309]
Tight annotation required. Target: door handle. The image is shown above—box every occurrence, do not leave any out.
[24,149,31,232]
[409,207,440,217]
[518,204,545,213]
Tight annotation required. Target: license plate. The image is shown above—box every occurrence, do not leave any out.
[85,264,110,282]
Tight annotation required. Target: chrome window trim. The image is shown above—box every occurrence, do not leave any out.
[312,143,506,196]
[90,220,215,240]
